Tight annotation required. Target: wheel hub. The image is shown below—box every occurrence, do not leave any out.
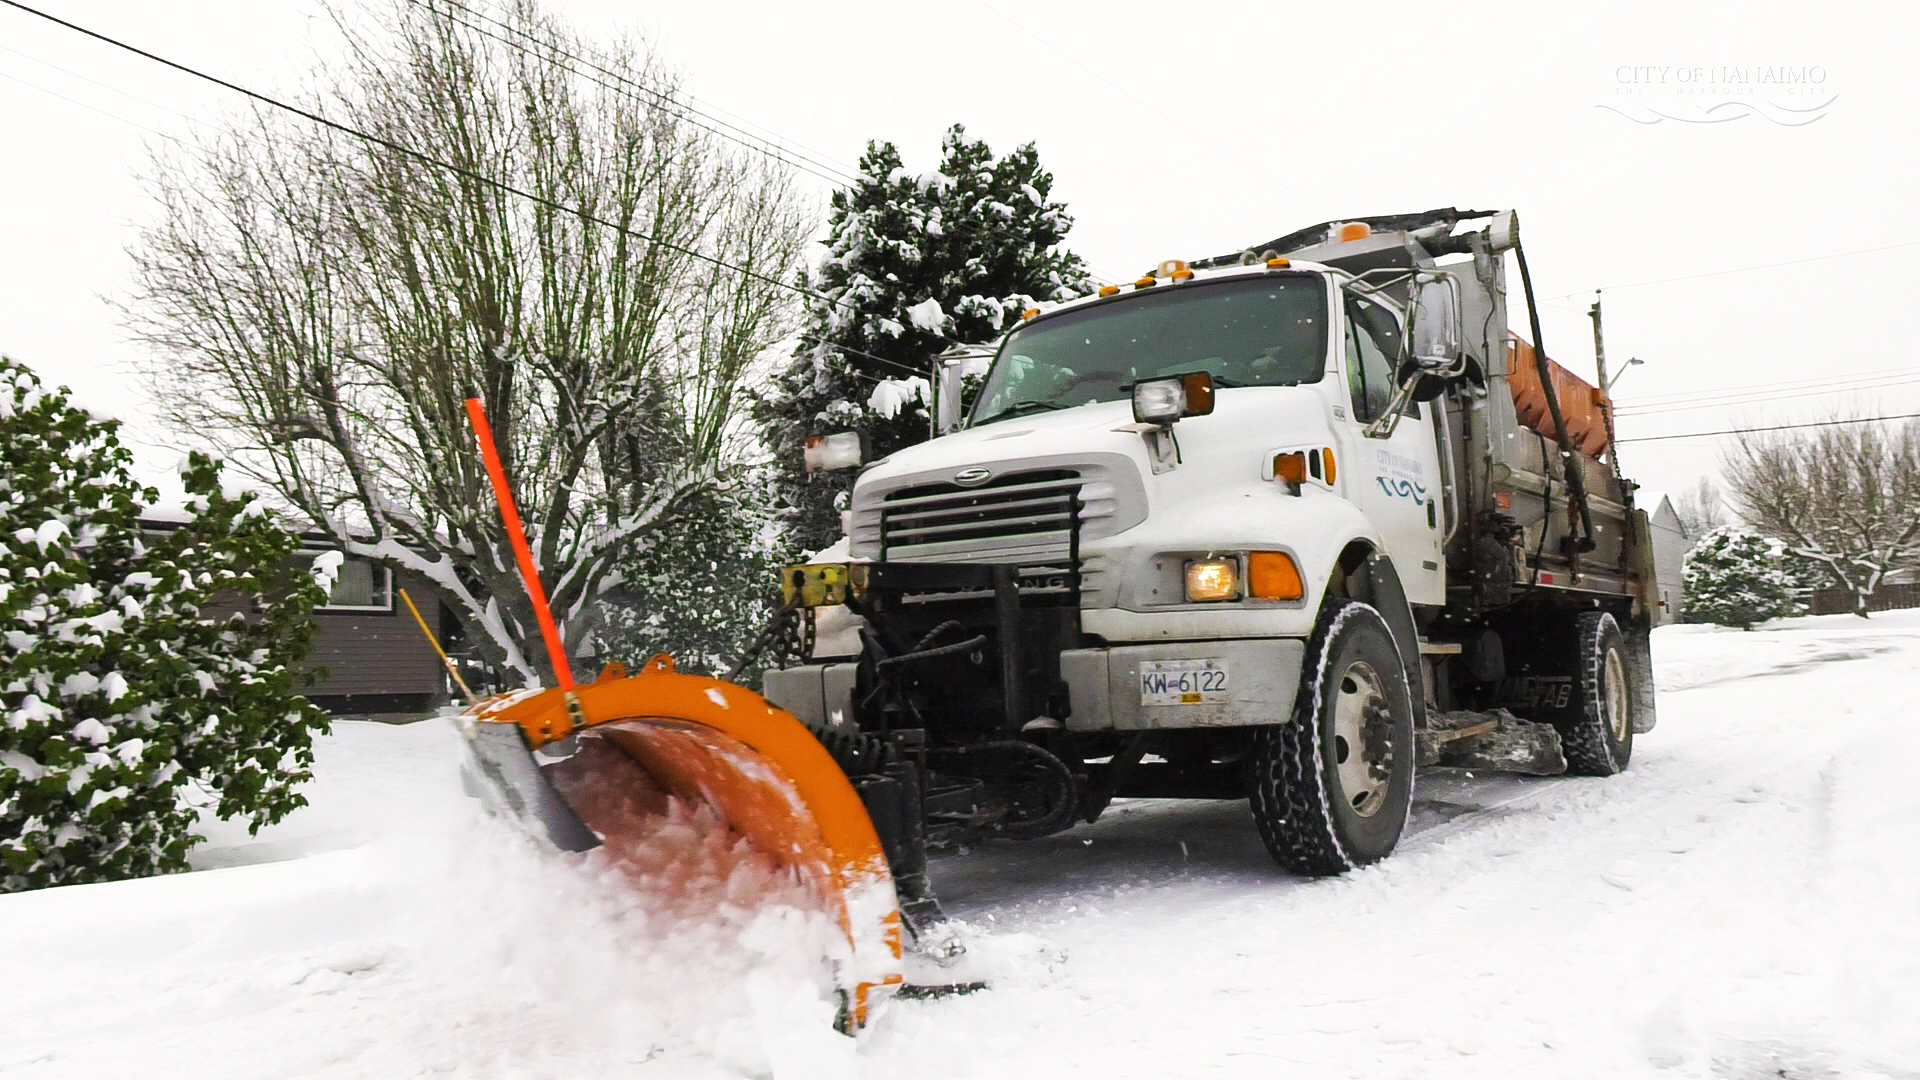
[1603,648,1630,742]
[1330,660,1394,818]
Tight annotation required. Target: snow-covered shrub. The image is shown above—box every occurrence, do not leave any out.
[0,357,330,891]
[1682,526,1800,630]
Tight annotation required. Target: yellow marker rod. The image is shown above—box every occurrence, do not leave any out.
[399,588,477,705]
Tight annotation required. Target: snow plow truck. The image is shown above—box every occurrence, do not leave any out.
[459,207,1659,1027]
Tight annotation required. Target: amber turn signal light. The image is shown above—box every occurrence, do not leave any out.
[1248,552,1304,600]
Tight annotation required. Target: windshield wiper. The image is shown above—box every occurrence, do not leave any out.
[977,400,1068,424]
[1144,371,1247,388]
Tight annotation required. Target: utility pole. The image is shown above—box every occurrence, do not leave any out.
[1589,290,1620,473]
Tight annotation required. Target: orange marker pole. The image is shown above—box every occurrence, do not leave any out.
[464,398,575,693]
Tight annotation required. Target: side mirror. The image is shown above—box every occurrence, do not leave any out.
[803,431,864,472]
[1132,371,1216,425]
[1408,275,1462,365]
[1400,274,1465,403]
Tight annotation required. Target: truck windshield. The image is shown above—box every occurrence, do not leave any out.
[971,274,1327,426]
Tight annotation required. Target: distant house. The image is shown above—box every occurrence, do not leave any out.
[288,546,455,716]
[141,515,455,718]
[1638,492,1688,625]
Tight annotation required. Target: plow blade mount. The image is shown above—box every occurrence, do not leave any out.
[459,656,904,1029]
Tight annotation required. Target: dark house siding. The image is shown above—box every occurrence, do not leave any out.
[137,517,453,717]
[306,568,450,715]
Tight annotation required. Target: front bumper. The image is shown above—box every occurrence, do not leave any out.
[1060,638,1305,731]
[763,637,1306,735]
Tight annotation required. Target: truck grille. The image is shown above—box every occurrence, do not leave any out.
[849,453,1144,609]
[880,469,1080,563]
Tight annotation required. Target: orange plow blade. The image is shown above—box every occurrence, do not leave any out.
[459,656,904,1029]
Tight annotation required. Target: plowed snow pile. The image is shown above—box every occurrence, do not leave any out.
[3,611,1918,1079]
[0,721,854,1079]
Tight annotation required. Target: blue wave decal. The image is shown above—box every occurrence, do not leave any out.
[1377,477,1427,501]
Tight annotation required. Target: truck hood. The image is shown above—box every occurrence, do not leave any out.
[849,387,1344,564]
[861,388,1336,487]
[869,401,1132,478]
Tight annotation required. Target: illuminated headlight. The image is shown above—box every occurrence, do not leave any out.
[1184,558,1239,602]
[1133,378,1186,425]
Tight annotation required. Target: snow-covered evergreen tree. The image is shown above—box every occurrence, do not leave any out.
[595,469,787,678]
[761,124,1095,553]
[1683,526,1800,630]
[0,357,330,891]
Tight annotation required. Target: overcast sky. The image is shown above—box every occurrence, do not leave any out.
[2,0,1913,506]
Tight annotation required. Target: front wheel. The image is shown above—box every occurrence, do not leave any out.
[1250,600,1416,875]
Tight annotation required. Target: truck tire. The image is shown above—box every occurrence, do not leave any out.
[1250,599,1415,875]
[1556,612,1634,776]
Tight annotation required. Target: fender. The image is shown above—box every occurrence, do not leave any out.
[1334,549,1428,732]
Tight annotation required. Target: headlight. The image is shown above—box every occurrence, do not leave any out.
[1133,372,1217,425]
[1133,379,1187,425]
[1184,558,1239,602]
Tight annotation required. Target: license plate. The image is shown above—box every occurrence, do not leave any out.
[1140,659,1230,705]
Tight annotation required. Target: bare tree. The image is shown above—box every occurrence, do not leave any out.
[1670,475,1728,541]
[1723,419,1920,617]
[125,0,808,682]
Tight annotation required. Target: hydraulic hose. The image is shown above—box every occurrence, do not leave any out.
[1512,240,1597,554]
[874,621,988,672]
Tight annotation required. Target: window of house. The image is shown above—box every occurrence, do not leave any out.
[296,551,394,612]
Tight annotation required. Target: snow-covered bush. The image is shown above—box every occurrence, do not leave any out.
[0,357,330,891]
[1682,526,1800,630]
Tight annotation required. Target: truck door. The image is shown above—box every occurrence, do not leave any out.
[1337,289,1445,605]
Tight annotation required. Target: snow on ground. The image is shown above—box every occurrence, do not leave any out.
[5,613,1919,1079]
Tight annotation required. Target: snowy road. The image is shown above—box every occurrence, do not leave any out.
[4,614,1918,1079]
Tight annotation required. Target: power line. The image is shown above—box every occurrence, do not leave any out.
[429,0,1135,287]
[1614,362,1920,409]
[0,65,179,139]
[413,0,866,190]
[406,0,1129,289]
[1616,373,1920,417]
[0,40,199,124]
[1617,413,1920,444]
[1551,239,1920,300]
[415,0,1132,286]
[0,0,950,383]
[970,0,1332,218]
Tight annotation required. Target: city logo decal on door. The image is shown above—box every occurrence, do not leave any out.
[1374,448,1427,502]
[1376,477,1428,501]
